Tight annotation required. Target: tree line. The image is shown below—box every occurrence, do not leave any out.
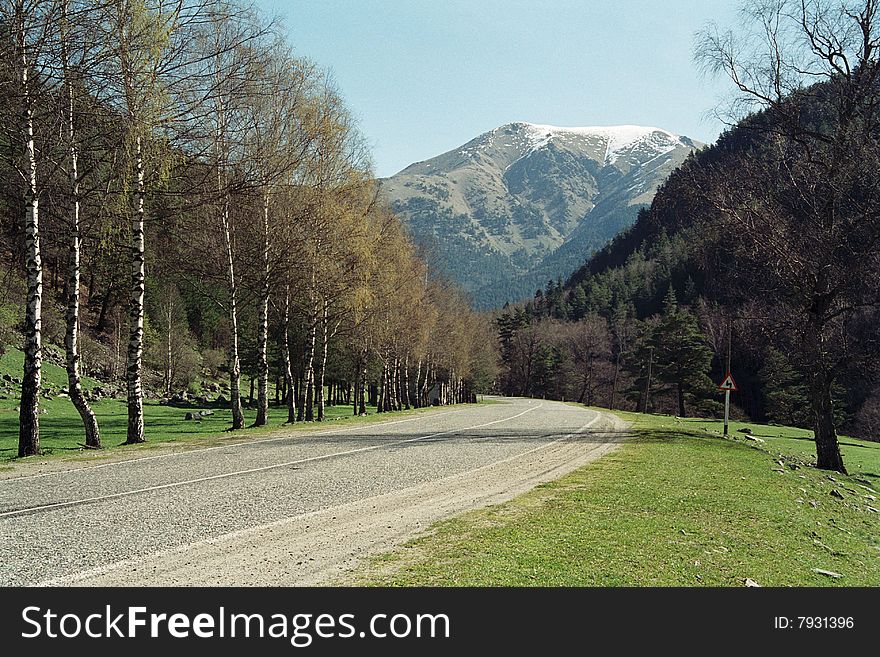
[0,0,496,458]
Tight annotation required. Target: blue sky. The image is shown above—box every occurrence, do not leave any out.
[258,1,740,177]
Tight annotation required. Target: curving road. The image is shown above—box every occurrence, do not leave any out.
[0,397,626,586]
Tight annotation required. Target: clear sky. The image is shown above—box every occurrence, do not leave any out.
[258,0,740,177]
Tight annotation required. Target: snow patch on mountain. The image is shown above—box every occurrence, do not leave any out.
[515,122,680,165]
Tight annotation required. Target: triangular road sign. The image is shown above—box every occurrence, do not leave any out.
[718,373,738,391]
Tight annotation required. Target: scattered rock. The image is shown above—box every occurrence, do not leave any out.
[737,427,753,435]
[829,489,845,499]
[199,409,214,416]
[811,568,843,579]
[809,501,819,508]
[744,578,762,587]
[184,412,201,421]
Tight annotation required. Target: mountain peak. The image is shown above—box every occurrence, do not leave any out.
[498,122,685,166]
[383,121,702,308]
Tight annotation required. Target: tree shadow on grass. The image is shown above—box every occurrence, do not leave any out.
[747,431,879,450]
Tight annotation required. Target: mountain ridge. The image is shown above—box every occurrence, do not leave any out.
[381,121,701,308]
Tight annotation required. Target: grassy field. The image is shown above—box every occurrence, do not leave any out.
[0,349,439,463]
[348,409,880,586]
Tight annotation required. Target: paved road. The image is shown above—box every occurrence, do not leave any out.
[0,397,625,586]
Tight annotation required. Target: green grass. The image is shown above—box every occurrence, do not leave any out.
[348,409,880,587]
[0,346,100,391]
[0,348,453,463]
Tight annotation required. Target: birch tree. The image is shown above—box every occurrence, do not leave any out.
[58,0,100,447]
[240,47,315,426]
[96,0,189,443]
[0,0,57,456]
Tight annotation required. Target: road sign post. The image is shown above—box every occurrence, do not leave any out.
[724,389,730,436]
[718,373,738,437]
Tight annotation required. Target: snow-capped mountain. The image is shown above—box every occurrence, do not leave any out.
[381,121,702,308]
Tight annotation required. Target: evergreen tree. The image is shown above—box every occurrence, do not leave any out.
[650,288,714,417]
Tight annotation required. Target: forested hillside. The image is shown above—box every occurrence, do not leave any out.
[494,0,880,474]
[0,0,496,459]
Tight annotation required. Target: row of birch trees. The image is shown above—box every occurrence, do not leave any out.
[0,0,495,457]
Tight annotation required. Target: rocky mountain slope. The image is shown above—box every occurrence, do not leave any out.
[381,121,701,308]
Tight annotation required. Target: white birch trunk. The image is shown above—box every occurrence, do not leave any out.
[254,186,270,426]
[317,298,328,421]
[17,10,41,456]
[62,6,100,448]
[282,284,295,423]
[125,133,146,443]
[303,291,318,421]
[164,294,173,396]
[221,195,244,430]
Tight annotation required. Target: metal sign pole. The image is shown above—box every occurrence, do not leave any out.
[724,389,730,436]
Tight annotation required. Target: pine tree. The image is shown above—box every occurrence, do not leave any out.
[650,288,714,417]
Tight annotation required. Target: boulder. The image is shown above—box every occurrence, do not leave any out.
[184,411,201,421]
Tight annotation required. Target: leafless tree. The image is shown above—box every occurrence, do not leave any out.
[697,0,880,472]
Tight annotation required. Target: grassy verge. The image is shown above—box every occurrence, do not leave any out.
[348,410,880,586]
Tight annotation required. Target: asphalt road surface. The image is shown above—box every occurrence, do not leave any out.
[0,397,626,586]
